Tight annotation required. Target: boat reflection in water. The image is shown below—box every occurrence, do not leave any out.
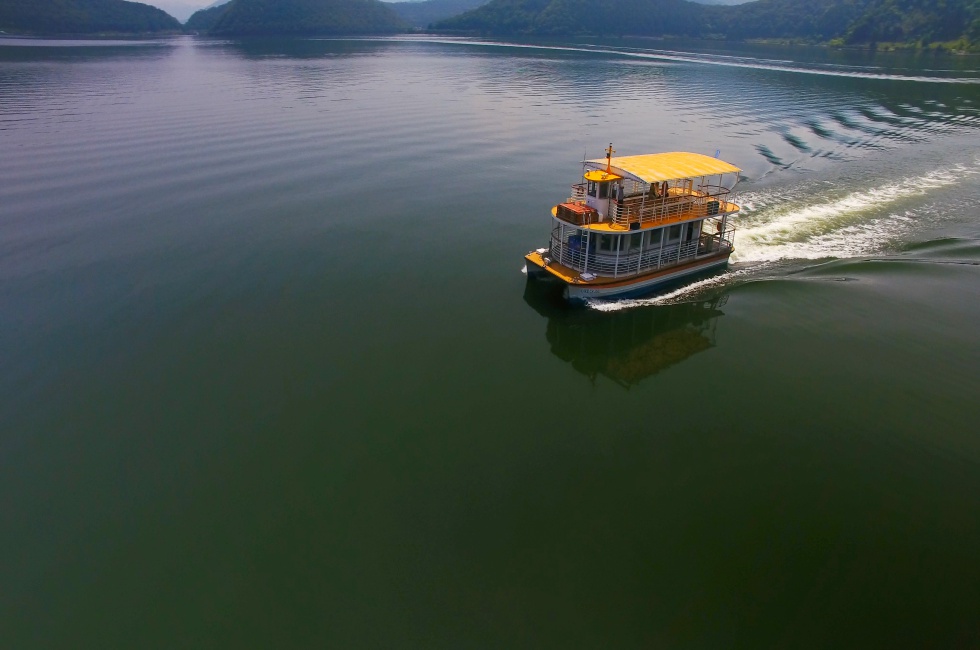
[523,281,727,388]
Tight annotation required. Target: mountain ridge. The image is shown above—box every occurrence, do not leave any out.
[434,0,980,50]
[0,0,182,34]
[384,0,489,29]
[207,0,406,35]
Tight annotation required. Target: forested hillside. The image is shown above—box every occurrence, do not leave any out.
[207,0,406,35]
[0,0,181,34]
[185,2,228,31]
[437,0,704,36]
[712,0,873,40]
[386,0,490,29]
[845,0,979,46]
[434,0,979,49]
[12,0,969,46]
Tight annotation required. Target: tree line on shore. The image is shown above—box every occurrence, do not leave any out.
[1,0,976,52]
[437,0,980,51]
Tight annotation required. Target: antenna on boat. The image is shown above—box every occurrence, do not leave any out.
[605,143,615,172]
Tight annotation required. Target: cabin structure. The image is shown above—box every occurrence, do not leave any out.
[525,145,741,303]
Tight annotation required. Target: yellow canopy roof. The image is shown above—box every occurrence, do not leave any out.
[586,152,741,183]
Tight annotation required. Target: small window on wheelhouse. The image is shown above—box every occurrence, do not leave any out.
[598,182,609,199]
[587,181,597,197]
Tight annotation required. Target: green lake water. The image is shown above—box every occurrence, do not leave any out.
[1,35,979,648]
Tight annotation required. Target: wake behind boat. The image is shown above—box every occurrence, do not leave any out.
[525,145,742,303]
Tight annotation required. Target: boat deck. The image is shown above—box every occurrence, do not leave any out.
[554,198,738,232]
[526,250,730,288]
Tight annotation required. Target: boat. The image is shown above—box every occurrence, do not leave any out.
[524,144,742,303]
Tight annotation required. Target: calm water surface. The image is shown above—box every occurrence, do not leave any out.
[1,35,979,648]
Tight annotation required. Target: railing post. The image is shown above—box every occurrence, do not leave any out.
[658,227,666,269]
[638,184,647,227]
[636,231,644,275]
[677,224,684,263]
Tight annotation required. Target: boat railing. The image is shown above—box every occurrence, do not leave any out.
[697,228,735,257]
[697,185,732,201]
[548,227,734,278]
[569,183,587,202]
[609,186,735,228]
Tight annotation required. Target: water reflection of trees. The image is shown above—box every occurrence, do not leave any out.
[219,38,391,60]
[0,40,173,64]
[523,283,727,388]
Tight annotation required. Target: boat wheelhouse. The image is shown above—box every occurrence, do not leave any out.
[525,145,741,303]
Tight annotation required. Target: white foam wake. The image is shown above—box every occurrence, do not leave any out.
[585,159,979,312]
[734,162,979,263]
[586,264,771,312]
[382,36,980,85]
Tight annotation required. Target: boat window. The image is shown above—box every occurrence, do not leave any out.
[628,232,643,251]
[668,224,682,241]
[647,228,662,246]
[598,234,621,253]
[587,181,597,197]
[598,182,609,199]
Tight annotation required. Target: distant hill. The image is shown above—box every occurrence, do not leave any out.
[435,0,705,35]
[434,0,979,48]
[185,1,228,31]
[711,0,874,40]
[207,0,406,35]
[844,0,978,46]
[719,0,980,45]
[0,0,182,34]
[385,0,490,29]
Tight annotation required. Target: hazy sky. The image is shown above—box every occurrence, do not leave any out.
[142,0,216,22]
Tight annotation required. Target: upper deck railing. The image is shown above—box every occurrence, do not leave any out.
[562,183,738,229]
